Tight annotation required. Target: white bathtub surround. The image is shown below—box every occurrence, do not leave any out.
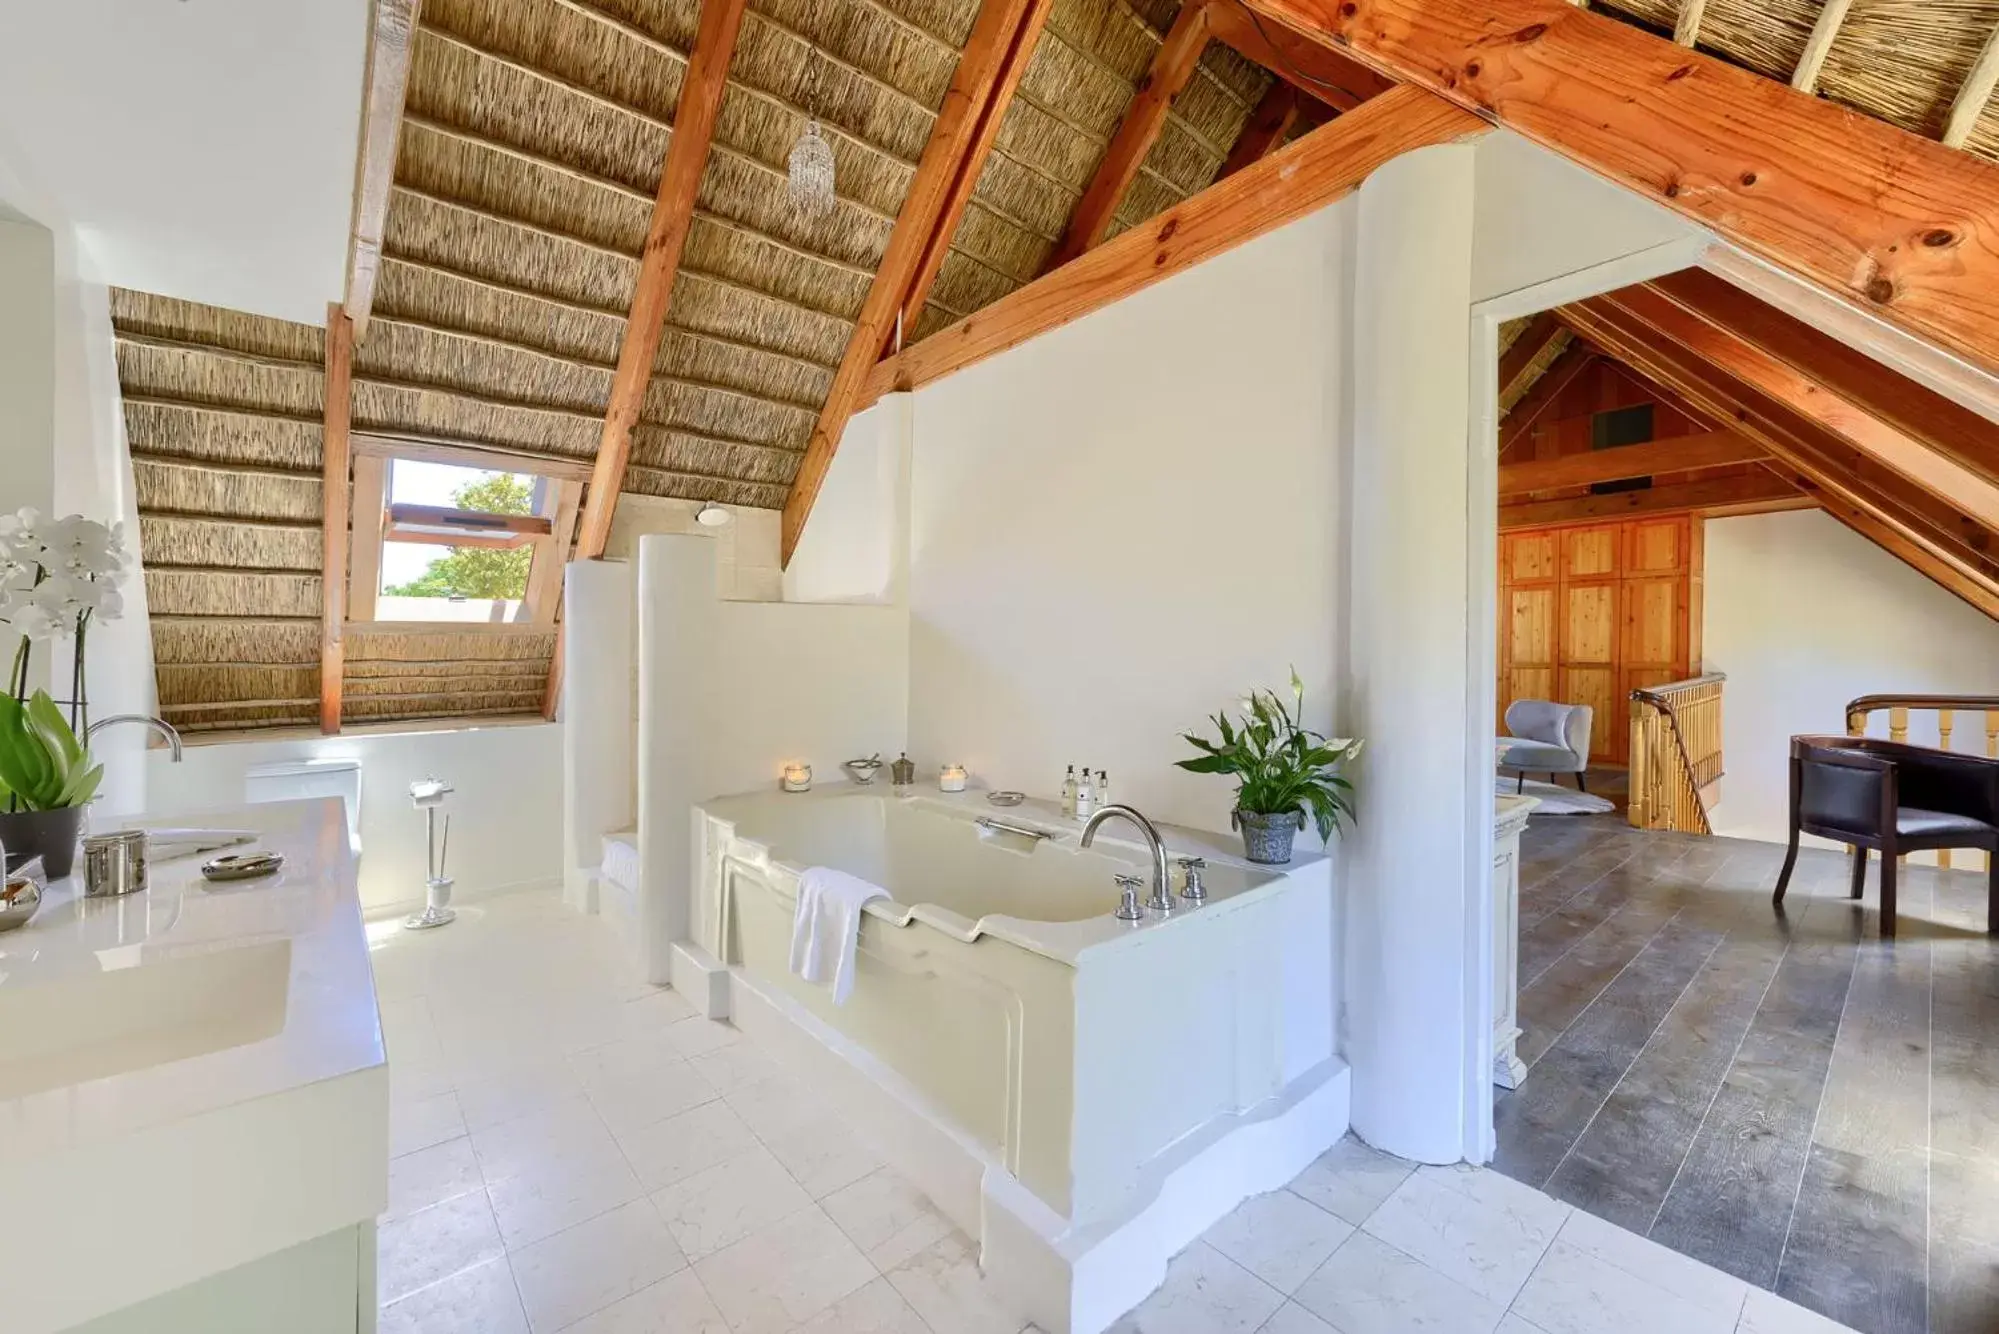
[1341,143,1488,1165]
[790,865,889,1003]
[0,797,387,1333]
[686,786,1345,1333]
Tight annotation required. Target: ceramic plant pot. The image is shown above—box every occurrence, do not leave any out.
[0,805,87,881]
[1232,808,1304,865]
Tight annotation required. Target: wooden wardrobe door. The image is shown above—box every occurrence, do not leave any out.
[1499,532,1560,724]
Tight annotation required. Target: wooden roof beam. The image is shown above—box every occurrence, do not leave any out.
[1497,313,1563,404]
[1203,0,1395,112]
[1945,24,1999,148]
[1236,0,1999,378]
[1218,82,1301,180]
[1498,341,1596,458]
[1497,429,1765,495]
[782,0,1085,565]
[344,0,420,341]
[857,87,1488,410]
[1789,0,1854,95]
[1500,470,1804,528]
[1047,0,1215,270]
[320,304,355,735]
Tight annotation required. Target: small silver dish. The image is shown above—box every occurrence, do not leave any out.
[986,790,1025,807]
[201,851,285,883]
[0,876,41,932]
[842,755,884,785]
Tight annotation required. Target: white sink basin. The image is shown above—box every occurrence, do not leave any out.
[0,939,290,1102]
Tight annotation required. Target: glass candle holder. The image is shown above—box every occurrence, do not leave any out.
[781,763,813,793]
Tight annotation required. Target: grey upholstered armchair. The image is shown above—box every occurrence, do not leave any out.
[1500,700,1594,793]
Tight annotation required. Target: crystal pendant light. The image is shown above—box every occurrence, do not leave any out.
[788,119,837,218]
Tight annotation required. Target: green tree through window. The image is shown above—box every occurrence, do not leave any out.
[383,472,535,600]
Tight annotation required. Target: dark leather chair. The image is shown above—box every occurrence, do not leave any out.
[1773,735,1999,936]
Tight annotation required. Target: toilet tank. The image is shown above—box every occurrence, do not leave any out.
[244,759,363,856]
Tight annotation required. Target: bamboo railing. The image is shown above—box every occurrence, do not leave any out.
[1629,674,1726,834]
[1846,694,1999,870]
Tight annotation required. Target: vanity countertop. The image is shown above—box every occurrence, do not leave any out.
[0,797,387,1333]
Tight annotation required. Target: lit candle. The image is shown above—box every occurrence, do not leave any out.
[781,763,813,793]
[939,764,968,793]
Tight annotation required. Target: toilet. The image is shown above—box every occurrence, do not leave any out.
[243,759,363,858]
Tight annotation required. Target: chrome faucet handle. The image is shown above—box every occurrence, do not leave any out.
[1112,873,1146,922]
[1177,856,1208,902]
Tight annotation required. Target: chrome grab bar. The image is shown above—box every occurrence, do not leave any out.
[975,816,1058,842]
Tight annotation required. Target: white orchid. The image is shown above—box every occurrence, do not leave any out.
[0,508,48,561]
[41,516,125,579]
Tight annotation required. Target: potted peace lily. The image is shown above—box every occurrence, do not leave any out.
[0,509,126,879]
[1177,671,1361,865]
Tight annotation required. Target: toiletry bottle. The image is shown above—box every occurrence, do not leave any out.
[1076,766,1096,821]
[1096,769,1110,810]
[1061,765,1078,818]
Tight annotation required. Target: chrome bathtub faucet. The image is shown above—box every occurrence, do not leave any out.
[1081,804,1172,915]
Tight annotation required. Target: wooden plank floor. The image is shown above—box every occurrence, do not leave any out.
[1495,814,1999,1334]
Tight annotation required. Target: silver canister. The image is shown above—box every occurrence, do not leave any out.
[81,830,149,898]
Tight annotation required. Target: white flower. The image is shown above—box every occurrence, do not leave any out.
[93,580,125,622]
[4,599,64,643]
[42,515,125,579]
[0,507,47,560]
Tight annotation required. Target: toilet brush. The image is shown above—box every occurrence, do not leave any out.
[404,778,457,930]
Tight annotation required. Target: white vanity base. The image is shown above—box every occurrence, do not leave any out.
[683,946,1351,1334]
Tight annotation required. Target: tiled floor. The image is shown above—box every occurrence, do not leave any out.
[1498,814,1999,1334]
[370,887,1858,1333]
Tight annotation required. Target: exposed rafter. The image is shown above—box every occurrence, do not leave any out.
[1047,0,1215,269]
[782,0,1078,564]
[1498,430,1765,495]
[1204,0,1394,110]
[1790,0,1855,94]
[1219,83,1302,179]
[344,0,420,341]
[1501,471,1803,528]
[320,305,355,734]
[1498,341,1596,458]
[572,0,752,565]
[858,87,1488,411]
[1238,0,1999,377]
[1497,313,1563,405]
[1945,24,1999,148]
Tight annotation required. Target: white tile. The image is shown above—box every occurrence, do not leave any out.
[388,1055,455,1107]
[470,1094,625,1183]
[615,1098,761,1193]
[509,1197,687,1332]
[662,1016,744,1059]
[1737,1288,1865,1334]
[488,1151,647,1252]
[1202,1189,1355,1295]
[886,1231,1031,1334]
[758,1112,881,1199]
[1108,1242,1285,1334]
[689,1040,781,1095]
[822,1167,956,1271]
[454,1054,589,1132]
[694,1205,877,1333]
[1360,1166,1567,1307]
[386,1135,485,1223]
[1498,1318,1553,1334]
[1555,1208,1749,1321]
[392,1090,468,1159]
[724,1073,817,1141]
[572,1039,720,1137]
[378,1188,507,1304]
[1285,1135,1416,1225]
[1292,1230,1504,1334]
[561,1269,732,1334]
[650,1144,812,1259]
[793,1277,935,1334]
[1257,1302,1338,1334]
[378,1255,527,1334]
[1512,1239,1739,1334]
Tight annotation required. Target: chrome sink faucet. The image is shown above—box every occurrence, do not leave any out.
[1081,804,1172,916]
[86,714,184,762]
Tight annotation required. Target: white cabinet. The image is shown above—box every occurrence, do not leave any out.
[1492,795,1537,1089]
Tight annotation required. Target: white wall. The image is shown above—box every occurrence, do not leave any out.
[143,722,565,916]
[607,495,783,601]
[783,395,912,605]
[1705,508,1999,848]
[0,0,369,325]
[904,204,1350,839]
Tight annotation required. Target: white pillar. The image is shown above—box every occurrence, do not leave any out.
[635,534,717,984]
[0,218,56,699]
[561,558,635,912]
[1342,143,1486,1163]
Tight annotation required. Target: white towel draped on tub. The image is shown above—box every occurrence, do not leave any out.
[789,866,888,1005]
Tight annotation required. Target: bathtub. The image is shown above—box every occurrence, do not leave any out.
[685,786,1348,1334]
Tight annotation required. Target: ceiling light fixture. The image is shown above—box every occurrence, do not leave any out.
[788,58,836,219]
[696,502,732,527]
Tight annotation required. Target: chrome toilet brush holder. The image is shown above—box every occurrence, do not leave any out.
[404,778,457,931]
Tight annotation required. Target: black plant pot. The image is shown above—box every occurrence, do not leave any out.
[0,806,87,880]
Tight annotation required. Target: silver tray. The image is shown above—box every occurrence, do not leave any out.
[201,851,285,882]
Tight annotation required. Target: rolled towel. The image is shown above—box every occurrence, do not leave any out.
[788,866,888,1005]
